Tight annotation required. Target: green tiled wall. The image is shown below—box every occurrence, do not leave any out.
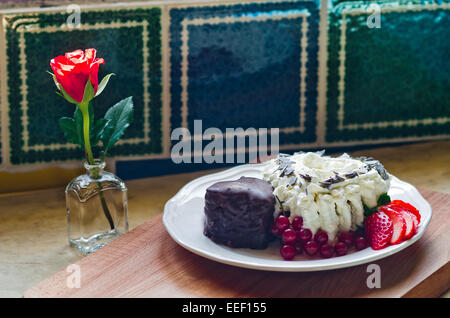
[0,0,448,179]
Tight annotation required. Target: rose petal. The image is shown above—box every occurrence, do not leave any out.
[65,49,84,59]
[89,58,104,93]
[50,49,105,103]
[84,48,97,63]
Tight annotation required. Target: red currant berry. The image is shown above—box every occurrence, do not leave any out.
[270,222,282,237]
[320,244,335,258]
[297,228,312,243]
[281,229,297,245]
[280,244,296,260]
[304,240,319,256]
[275,215,290,232]
[354,237,367,251]
[314,230,329,245]
[293,241,303,254]
[335,242,348,256]
[291,216,303,231]
[338,232,354,247]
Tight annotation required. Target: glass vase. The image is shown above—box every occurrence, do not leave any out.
[65,160,128,255]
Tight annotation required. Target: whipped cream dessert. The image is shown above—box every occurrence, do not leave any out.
[263,152,390,241]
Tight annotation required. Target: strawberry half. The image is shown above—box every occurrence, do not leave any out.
[365,211,393,250]
[379,206,406,244]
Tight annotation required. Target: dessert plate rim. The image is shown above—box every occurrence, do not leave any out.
[162,162,432,272]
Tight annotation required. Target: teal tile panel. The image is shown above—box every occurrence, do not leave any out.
[326,0,450,142]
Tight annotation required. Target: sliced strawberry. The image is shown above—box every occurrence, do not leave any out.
[406,210,419,230]
[379,206,406,244]
[386,204,415,239]
[365,211,393,250]
[390,200,421,224]
[399,210,414,239]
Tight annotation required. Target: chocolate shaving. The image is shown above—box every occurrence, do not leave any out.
[281,166,295,177]
[373,163,389,180]
[319,179,333,188]
[278,160,294,171]
[299,174,312,182]
[288,176,297,187]
[315,150,326,156]
[319,174,345,188]
[357,156,389,180]
[275,195,287,216]
[344,171,358,179]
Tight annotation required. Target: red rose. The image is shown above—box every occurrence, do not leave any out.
[50,48,104,103]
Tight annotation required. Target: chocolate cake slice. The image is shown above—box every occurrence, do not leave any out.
[203,177,275,249]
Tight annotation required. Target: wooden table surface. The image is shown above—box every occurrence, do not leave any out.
[1,140,449,297]
[24,188,450,298]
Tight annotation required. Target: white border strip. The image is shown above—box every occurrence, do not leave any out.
[0,14,7,170]
[315,0,328,144]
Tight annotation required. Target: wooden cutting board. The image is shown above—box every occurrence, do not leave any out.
[24,188,449,298]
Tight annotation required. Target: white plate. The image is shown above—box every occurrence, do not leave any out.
[163,162,432,272]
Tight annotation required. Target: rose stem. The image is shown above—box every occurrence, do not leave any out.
[81,102,115,230]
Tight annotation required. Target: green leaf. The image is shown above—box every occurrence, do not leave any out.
[82,77,95,104]
[70,102,106,150]
[95,73,115,97]
[363,193,392,217]
[377,192,391,207]
[91,119,109,147]
[59,117,78,145]
[59,102,105,152]
[59,115,84,149]
[363,203,377,217]
[88,102,94,131]
[100,96,134,154]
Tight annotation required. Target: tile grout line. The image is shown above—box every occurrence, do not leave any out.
[299,14,309,133]
[141,19,151,145]
[0,14,9,170]
[0,0,302,15]
[162,4,172,158]
[315,0,329,145]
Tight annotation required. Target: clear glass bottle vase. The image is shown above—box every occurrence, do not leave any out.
[65,160,128,255]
